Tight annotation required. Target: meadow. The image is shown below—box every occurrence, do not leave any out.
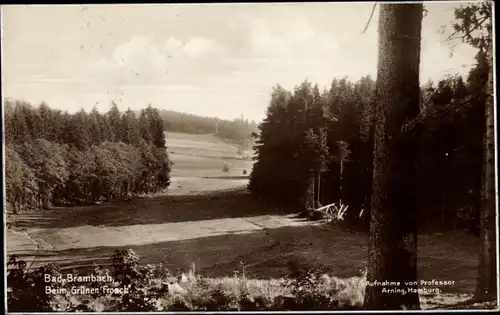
[166,132,253,193]
[6,132,484,310]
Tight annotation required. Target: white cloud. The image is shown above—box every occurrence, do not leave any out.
[111,34,168,73]
[181,37,226,59]
[87,34,226,74]
[246,13,346,61]
[82,34,229,88]
[242,7,477,88]
[241,16,375,90]
[247,18,292,58]
[112,35,153,65]
[164,37,183,52]
[4,3,481,123]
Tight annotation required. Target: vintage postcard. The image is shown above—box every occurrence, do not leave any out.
[2,1,498,312]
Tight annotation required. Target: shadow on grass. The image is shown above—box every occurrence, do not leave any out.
[202,175,250,180]
[12,223,480,295]
[9,189,292,230]
[14,224,364,278]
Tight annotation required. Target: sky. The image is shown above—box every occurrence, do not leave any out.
[2,2,480,122]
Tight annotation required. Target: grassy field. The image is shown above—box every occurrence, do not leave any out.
[6,188,483,309]
[5,132,492,310]
[166,132,254,192]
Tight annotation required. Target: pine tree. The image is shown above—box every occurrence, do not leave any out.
[121,108,141,146]
[37,102,53,141]
[448,2,496,301]
[146,105,167,149]
[11,102,31,144]
[89,107,103,145]
[66,109,92,150]
[4,99,16,144]
[364,3,423,310]
[139,109,153,144]
[249,85,293,203]
[107,102,122,142]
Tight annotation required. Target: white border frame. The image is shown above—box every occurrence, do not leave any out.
[1,1,498,313]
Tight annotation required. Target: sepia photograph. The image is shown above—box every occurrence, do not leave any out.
[2,1,498,312]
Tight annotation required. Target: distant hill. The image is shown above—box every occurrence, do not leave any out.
[152,109,259,149]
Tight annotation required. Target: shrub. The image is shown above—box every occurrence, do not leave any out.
[7,255,61,312]
[111,249,167,311]
[7,251,366,312]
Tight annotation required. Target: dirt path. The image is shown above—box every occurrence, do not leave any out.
[7,226,55,272]
[6,188,315,273]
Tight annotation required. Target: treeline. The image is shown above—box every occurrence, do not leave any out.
[4,101,171,213]
[156,109,258,147]
[249,51,488,230]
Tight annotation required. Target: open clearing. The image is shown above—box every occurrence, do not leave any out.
[7,188,480,290]
[6,132,485,309]
[166,132,254,193]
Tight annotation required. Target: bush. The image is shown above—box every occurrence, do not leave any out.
[285,263,334,310]
[7,255,62,312]
[7,251,365,312]
[222,163,231,172]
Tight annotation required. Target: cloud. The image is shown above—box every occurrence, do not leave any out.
[5,3,479,123]
[247,18,290,57]
[111,34,168,73]
[244,15,375,84]
[86,34,227,81]
[119,84,219,92]
[164,37,183,52]
[181,37,226,59]
[241,7,476,88]
[246,14,344,60]
[164,36,226,59]
[22,75,91,84]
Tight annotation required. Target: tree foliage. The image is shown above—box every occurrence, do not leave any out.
[4,100,172,212]
[250,58,488,230]
[450,1,496,302]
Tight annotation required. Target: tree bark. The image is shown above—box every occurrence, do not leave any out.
[364,3,423,310]
[317,171,321,206]
[303,171,315,211]
[474,46,497,302]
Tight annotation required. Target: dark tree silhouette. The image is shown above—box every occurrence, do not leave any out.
[4,101,172,211]
[449,1,497,302]
[363,3,423,310]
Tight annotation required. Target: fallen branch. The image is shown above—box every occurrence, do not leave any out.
[316,200,350,222]
[315,202,337,212]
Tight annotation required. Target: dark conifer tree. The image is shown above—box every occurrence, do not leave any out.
[107,102,122,142]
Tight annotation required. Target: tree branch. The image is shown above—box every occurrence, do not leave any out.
[361,3,378,35]
[401,95,475,135]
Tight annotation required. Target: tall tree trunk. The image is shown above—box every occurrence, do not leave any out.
[339,142,347,202]
[303,171,315,211]
[312,175,316,207]
[364,3,423,310]
[317,171,321,206]
[474,46,497,302]
[362,105,377,226]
